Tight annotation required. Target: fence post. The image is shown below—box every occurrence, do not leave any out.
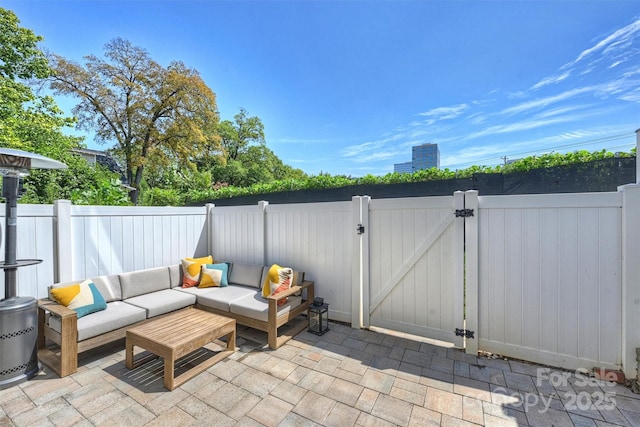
[53,200,72,283]
[463,191,479,354]
[205,203,215,258]
[453,191,465,348]
[258,201,269,265]
[351,195,370,329]
[620,183,640,379]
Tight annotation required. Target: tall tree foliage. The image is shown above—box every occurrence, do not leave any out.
[48,38,221,203]
[219,108,265,160]
[0,8,128,205]
[209,109,305,187]
[0,7,61,148]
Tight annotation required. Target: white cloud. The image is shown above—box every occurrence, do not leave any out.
[566,17,640,68]
[467,112,487,125]
[500,86,594,115]
[468,112,595,140]
[531,71,571,90]
[349,151,398,163]
[619,88,640,103]
[341,133,405,158]
[417,104,469,125]
[508,91,528,99]
[533,104,589,119]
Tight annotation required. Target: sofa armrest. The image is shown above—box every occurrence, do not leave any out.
[38,298,77,319]
[268,280,315,303]
[37,298,79,377]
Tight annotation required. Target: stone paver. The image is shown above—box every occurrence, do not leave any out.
[293,391,336,424]
[247,394,293,427]
[2,320,638,427]
[371,393,413,425]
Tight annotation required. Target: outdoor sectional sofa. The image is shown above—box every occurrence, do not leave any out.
[37,261,314,377]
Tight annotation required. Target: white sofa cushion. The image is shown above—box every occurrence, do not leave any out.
[228,263,263,289]
[124,289,196,318]
[195,285,257,312]
[230,294,302,323]
[48,301,146,342]
[119,266,171,299]
[168,264,182,288]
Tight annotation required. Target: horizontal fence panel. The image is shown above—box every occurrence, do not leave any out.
[0,204,55,299]
[265,201,353,323]
[370,195,454,211]
[478,191,622,209]
[70,205,206,217]
[209,205,263,264]
[70,205,207,281]
[478,192,622,371]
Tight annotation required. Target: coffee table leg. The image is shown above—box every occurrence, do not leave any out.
[164,357,175,390]
[125,340,134,369]
[227,328,236,351]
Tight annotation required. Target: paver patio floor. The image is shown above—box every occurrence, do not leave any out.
[1,321,639,426]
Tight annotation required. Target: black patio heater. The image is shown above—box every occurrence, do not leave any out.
[0,148,66,389]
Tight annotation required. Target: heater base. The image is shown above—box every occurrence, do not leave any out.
[0,297,41,390]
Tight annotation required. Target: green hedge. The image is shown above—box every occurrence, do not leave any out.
[184,149,635,205]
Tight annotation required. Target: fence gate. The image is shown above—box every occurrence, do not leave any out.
[362,192,477,349]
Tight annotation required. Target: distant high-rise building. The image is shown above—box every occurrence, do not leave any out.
[412,143,440,171]
[394,143,440,173]
[393,161,413,173]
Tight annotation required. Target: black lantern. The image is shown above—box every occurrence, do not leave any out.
[308,301,329,336]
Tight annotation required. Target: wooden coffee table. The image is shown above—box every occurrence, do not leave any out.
[125,308,235,390]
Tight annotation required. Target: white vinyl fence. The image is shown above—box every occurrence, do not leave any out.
[0,201,207,300]
[2,185,640,378]
[365,195,464,347]
[208,201,355,322]
[0,204,55,300]
[476,192,623,371]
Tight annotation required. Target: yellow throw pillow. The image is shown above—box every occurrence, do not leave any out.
[181,255,213,288]
[199,265,223,288]
[262,264,294,307]
[50,279,107,318]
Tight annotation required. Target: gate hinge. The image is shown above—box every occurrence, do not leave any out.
[455,209,474,218]
[356,224,365,234]
[455,328,475,339]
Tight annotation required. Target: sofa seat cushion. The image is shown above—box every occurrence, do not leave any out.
[195,285,257,312]
[48,301,147,342]
[124,289,196,318]
[230,294,302,322]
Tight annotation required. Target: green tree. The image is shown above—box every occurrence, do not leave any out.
[0,7,59,148]
[48,38,221,204]
[209,109,306,187]
[219,108,265,161]
[0,8,129,205]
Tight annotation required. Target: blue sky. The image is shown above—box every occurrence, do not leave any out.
[6,1,640,176]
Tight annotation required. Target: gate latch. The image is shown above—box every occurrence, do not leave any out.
[455,209,474,218]
[455,328,475,339]
[356,224,365,234]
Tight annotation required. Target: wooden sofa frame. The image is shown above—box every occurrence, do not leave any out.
[196,280,315,350]
[37,279,314,377]
[37,300,194,377]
